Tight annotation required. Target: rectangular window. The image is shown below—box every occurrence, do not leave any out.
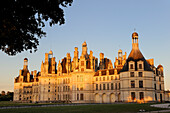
[119,83,120,89]
[154,84,156,90]
[111,76,113,80]
[81,61,84,66]
[131,92,135,100]
[81,68,84,72]
[68,86,70,91]
[139,64,142,69]
[131,81,135,88]
[96,77,98,81]
[80,94,84,100]
[103,77,105,81]
[100,84,102,90]
[139,92,144,100]
[155,94,157,101]
[160,84,161,90]
[139,81,143,88]
[130,72,134,77]
[63,86,65,92]
[111,83,114,90]
[107,83,109,90]
[107,76,109,80]
[103,84,105,90]
[80,84,83,90]
[138,72,143,77]
[130,64,134,69]
[77,94,79,100]
[96,84,98,90]
[115,83,117,90]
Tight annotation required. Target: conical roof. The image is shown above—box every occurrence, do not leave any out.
[120,32,153,72]
[121,48,153,72]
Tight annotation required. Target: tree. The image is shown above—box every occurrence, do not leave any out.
[0,0,73,55]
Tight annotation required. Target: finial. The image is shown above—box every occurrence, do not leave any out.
[134,28,136,31]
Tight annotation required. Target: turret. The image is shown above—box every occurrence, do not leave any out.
[23,58,28,70]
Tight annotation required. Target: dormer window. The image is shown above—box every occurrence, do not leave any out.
[139,64,142,69]
[129,61,135,70]
[137,61,143,70]
[130,64,133,69]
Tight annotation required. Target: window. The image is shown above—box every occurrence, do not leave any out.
[131,81,135,88]
[77,94,79,100]
[119,83,120,89]
[111,83,114,90]
[107,76,109,80]
[100,84,102,90]
[68,86,70,91]
[130,64,134,69]
[81,61,84,66]
[107,83,109,90]
[139,81,143,88]
[111,76,113,80]
[80,94,84,100]
[115,83,117,90]
[96,84,98,90]
[118,60,121,65]
[159,77,161,82]
[155,94,157,101]
[58,95,60,100]
[63,86,65,92]
[154,84,156,90]
[138,72,143,77]
[80,75,83,82]
[103,84,105,90]
[68,78,70,84]
[81,68,84,72]
[66,86,68,91]
[139,92,144,100]
[131,92,135,100]
[80,84,83,90]
[103,77,105,81]
[48,90,50,92]
[96,77,98,81]
[159,84,161,90]
[130,72,134,77]
[139,64,142,69]
[154,77,156,81]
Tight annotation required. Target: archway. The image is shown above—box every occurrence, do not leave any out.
[102,93,107,103]
[110,93,115,103]
[95,93,100,103]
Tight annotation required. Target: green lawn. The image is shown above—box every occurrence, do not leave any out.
[0,103,169,113]
[0,101,63,107]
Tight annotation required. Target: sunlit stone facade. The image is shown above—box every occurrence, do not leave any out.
[14,32,168,103]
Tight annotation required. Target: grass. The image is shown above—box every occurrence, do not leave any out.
[0,101,63,107]
[0,102,169,113]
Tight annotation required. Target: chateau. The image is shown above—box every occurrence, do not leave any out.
[14,32,170,103]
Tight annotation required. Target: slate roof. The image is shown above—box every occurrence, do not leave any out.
[120,48,153,72]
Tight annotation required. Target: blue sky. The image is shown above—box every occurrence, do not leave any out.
[0,0,170,92]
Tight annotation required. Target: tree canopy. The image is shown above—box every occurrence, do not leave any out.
[0,0,73,55]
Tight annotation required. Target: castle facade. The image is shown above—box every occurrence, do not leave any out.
[14,32,169,103]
